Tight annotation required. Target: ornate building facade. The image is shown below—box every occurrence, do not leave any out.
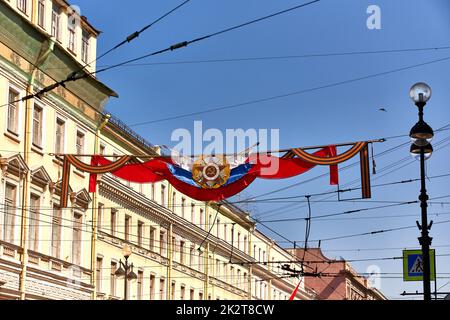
[0,0,316,300]
[289,248,386,300]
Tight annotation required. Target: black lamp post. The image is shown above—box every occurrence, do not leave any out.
[409,82,434,301]
[115,244,138,300]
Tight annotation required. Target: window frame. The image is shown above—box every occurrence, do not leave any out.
[37,0,45,28]
[3,182,18,244]
[54,116,66,155]
[51,3,61,41]
[6,86,21,137]
[32,103,44,149]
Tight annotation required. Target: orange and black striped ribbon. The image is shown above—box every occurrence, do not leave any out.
[60,155,133,207]
[60,156,71,208]
[292,142,367,165]
[360,144,371,199]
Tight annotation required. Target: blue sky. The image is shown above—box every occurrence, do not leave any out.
[74,0,450,299]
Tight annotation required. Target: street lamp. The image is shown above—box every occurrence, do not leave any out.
[115,244,138,300]
[409,82,434,301]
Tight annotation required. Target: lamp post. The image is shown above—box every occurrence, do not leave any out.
[409,82,434,301]
[115,244,138,300]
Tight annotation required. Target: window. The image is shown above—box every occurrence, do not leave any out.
[190,288,194,300]
[224,224,227,242]
[110,261,117,296]
[180,285,186,300]
[199,292,203,300]
[149,227,156,251]
[171,281,176,300]
[230,267,235,287]
[159,278,166,300]
[199,209,204,228]
[149,274,156,300]
[7,88,19,135]
[171,192,176,212]
[189,245,195,267]
[179,241,185,264]
[51,4,61,40]
[51,204,62,258]
[37,0,45,27]
[243,236,248,254]
[216,219,220,238]
[124,215,131,241]
[55,118,65,154]
[223,262,227,280]
[72,213,82,265]
[32,105,43,148]
[137,271,144,300]
[237,269,241,289]
[110,209,117,236]
[237,232,241,250]
[137,221,143,247]
[160,230,166,256]
[81,30,90,63]
[244,273,248,291]
[28,194,40,251]
[161,185,166,206]
[99,144,106,155]
[3,184,17,243]
[191,204,195,223]
[68,23,76,52]
[198,251,204,273]
[171,236,176,260]
[181,198,186,219]
[253,245,257,259]
[216,259,220,278]
[97,203,104,232]
[96,257,103,293]
[151,183,155,201]
[17,0,27,13]
[76,131,85,155]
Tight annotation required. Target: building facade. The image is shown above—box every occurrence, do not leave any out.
[0,0,315,300]
[289,248,387,300]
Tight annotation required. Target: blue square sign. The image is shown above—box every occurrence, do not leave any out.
[403,249,436,282]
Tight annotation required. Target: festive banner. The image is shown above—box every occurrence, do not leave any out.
[59,142,372,207]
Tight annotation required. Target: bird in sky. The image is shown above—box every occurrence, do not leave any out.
[379,108,387,112]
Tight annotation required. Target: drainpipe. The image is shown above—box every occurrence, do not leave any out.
[248,230,253,300]
[90,114,110,300]
[167,222,173,300]
[19,37,55,300]
[268,240,274,300]
[204,204,209,299]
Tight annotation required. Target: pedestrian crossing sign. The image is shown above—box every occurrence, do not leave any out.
[403,249,436,281]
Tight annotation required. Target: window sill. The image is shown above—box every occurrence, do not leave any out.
[74,170,85,179]
[4,131,20,143]
[52,157,63,167]
[67,48,77,56]
[31,144,44,156]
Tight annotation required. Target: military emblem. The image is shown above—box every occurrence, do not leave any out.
[192,155,231,189]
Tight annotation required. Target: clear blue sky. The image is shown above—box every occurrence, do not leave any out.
[74,0,450,299]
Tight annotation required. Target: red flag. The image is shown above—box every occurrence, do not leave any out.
[289,279,303,300]
[89,156,99,193]
[329,146,339,185]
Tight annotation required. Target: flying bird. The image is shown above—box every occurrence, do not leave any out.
[379,108,387,112]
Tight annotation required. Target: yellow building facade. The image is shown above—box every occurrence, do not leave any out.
[0,0,316,300]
